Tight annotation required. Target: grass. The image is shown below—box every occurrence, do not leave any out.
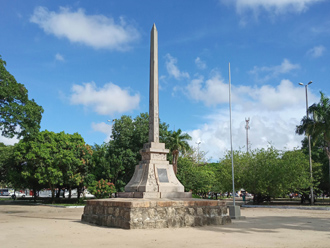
[0,196,93,206]
[0,197,12,201]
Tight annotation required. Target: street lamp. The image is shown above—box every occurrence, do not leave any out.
[299,81,314,205]
[245,118,250,153]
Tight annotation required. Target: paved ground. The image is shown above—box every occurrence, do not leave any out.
[0,202,329,248]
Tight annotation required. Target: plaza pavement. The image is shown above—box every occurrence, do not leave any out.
[0,201,329,248]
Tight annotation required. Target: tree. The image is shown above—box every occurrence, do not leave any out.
[90,143,111,182]
[166,129,191,174]
[0,142,15,187]
[296,91,330,192]
[14,131,62,202]
[181,146,210,165]
[176,157,216,197]
[13,131,93,203]
[54,132,93,200]
[218,147,312,203]
[106,113,170,191]
[300,136,329,196]
[0,55,43,139]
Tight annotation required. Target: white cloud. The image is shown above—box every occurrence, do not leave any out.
[223,0,323,15]
[249,79,308,111]
[91,122,113,142]
[30,6,140,50]
[0,135,19,146]
[55,53,64,61]
[195,57,207,69]
[165,54,189,80]
[186,74,314,111]
[184,77,319,159]
[307,45,326,58]
[186,73,230,106]
[188,107,307,160]
[70,82,140,115]
[249,59,300,82]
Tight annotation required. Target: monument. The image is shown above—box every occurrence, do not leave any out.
[118,24,190,199]
[81,24,231,229]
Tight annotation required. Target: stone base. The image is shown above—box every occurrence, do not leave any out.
[81,198,231,229]
[117,191,192,198]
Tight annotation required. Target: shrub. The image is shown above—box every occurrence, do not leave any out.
[88,179,116,199]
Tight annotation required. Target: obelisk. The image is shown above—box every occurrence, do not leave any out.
[149,23,159,143]
[122,24,190,198]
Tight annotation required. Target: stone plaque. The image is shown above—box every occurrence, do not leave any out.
[157,168,169,183]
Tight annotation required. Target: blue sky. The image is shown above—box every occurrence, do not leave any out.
[1,0,330,160]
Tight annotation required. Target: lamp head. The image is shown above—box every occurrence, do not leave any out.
[308,81,312,85]
[298,83,304,86]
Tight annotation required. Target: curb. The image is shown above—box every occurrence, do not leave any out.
[241,205,330,211]
[37,204,85,208]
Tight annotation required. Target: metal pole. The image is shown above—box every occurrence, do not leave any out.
[229,63,235,206]
[305,84,314,205]
[245,118,250,153]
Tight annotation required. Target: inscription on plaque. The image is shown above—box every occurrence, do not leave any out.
[157,168,169,183]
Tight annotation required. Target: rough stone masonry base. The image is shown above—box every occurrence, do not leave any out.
[81,198,231,229]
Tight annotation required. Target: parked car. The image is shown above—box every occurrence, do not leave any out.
[11,192,26,199]
[0,188,10,196]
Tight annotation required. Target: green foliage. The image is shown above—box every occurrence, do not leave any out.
[12,131,93,202]
[176,157,215,195]
[88,179,116,199]
[296,91,330,193]
[218,147,312,202]
[0,55,43,138]
[301,136,330,194]
[0,142,14,186]
[98,113,171,191]
[166,129,191,174]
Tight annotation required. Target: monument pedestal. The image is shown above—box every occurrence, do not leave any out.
[123,142,187,198]
[81,198,231,229]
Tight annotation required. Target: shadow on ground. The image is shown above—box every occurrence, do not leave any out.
[200,215,330,234]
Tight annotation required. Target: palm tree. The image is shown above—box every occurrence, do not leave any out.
[296,91,330,187]
[167,129,191,175]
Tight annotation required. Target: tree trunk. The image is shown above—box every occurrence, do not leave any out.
[172,150,179,175]
[325,146,330,192]
[33,185,37,203]
[328,156,330,192]
[56,185,60,198]
[77,186,81,201]
[50,184,55,204]
[69,187,72,199]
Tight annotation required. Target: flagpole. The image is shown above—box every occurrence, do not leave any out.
[229,62,235,206]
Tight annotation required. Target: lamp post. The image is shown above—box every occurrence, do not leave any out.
[245,118,250,153]
[299,81,314,205]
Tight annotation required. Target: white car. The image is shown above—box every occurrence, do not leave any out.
[11,192,26,198]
